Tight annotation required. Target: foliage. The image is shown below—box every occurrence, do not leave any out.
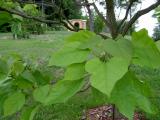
[0,29,160,119]
[0,12,12,26]
[153,6,160,41]
[3,92,25,116]
[48,29,160,119]
[154,6,160,22]
[115,0,141,8]
[62,0,82,19]
[153,25,160,41]
[0,1,17,9]
[22,4,46,35]
[2,10,25,39]
[94,15,105,33]
[0,11,12,32]
[0,52,63,119]
[23,4,39,16]
[0,2,46,38]
[0,2,26,38]
[131,66,160,120]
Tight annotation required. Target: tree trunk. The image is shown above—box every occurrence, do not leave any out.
[13,34,17,39]
[84,0,94,32]
[88,10,94,32]
[105,0,118,39]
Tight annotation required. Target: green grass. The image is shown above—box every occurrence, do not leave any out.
[0,31,72,61]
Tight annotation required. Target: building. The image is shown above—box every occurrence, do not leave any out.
[68,19,87,30]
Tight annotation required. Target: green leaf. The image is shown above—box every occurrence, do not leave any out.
[90,87,108,106]
[23,4,38,16]
[65,31,104,53]
[78,35,103,50]
[34,80,85,105]
[23,4,37,12]
[46,79,85,105]
[33,84,50,103]
[3,92,25,116]
[156,40,160,51]
[20,106,39,120]
[11,61,24,76]
[66,30,96,43]
[14,76,33,89]
[49,46,90,67]
[85,57,128,97]
[132,29,160,68]
[0,11,12,26]
[100,37,133,61]
[64,63,86,80]
[14,70,35,88]
[0,94,7,114]
[49,31,98,67]
[32,70,49,85]
[21,70,35,83]
[110,72,153,119]
[0,59,9,81]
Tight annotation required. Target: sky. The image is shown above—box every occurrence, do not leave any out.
[83,0,158,36]
[136,0,158,36]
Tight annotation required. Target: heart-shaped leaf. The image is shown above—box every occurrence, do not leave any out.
[85,57,128,97]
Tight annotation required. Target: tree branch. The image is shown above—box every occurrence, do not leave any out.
[0,7,75,31]
[77,1,110,29]
[92,3,110,27]
[122,0,160,36]
[0,7,59,24]
[118,0,135,31]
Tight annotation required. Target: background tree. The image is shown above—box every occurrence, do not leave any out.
[0,0,82,31]
[80,0,160,38]
[154,5,160,22]
[153,25,160,41]
[0,0,160,38]
[153,6,160,41]
[94,15,105,33]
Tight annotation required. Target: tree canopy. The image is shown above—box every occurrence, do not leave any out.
[0,0,160,38]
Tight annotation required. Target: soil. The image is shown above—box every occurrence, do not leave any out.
[85,105,146,120]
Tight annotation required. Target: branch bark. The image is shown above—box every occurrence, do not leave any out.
[118,0,135,31]
[122,0,160,36]
[77,2,110,31]
[84,0,94,31]
[105,0,118,39]
[92,3,110,27]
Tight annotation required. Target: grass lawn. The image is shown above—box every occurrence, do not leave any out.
[0,31,102,120]
[0,31,73,60]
